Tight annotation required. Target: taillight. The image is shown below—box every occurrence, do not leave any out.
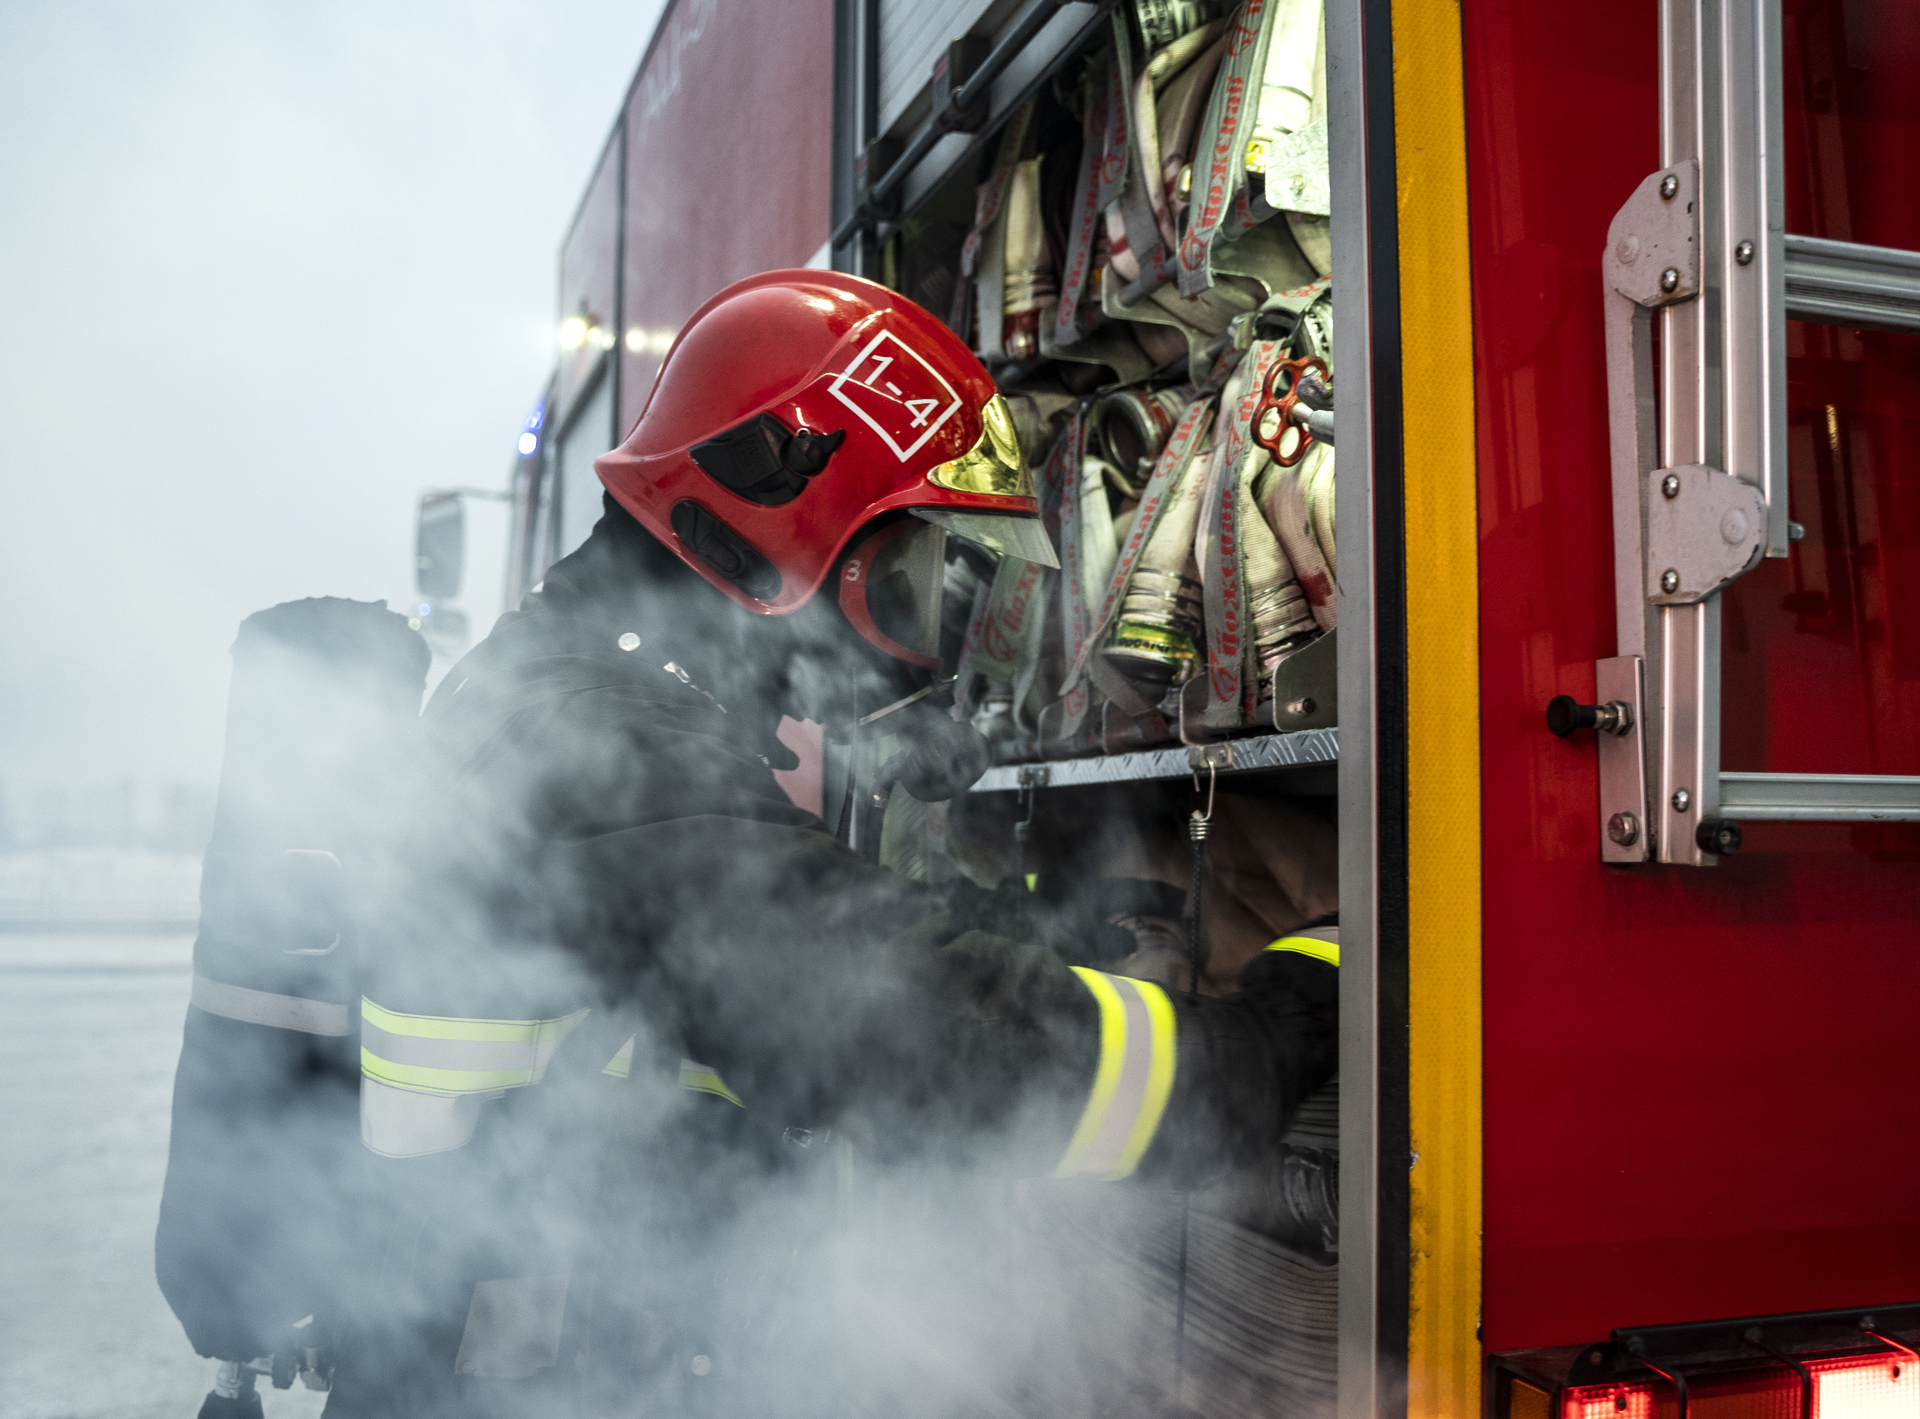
[1808,1351,1919,1418]
[1559,1384,1654,1418]
[1490,1305,1920,1419]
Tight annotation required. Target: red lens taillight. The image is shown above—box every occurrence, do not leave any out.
[1809,1353,1920,1418]
[1549,1356,1917,1419]
[1493,1309,1920,1419]
[1561,1383,1655,1418]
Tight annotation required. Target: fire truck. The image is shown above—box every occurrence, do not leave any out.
[413,0,1920,1414]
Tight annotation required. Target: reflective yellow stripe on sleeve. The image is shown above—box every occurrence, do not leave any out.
[1265,933,1340,967]
[599,1038,743,1106]
[677,1059,745,1107]
[602,1036,635,1078]
[1053,968,1177,1182]
[360,997,590,1097]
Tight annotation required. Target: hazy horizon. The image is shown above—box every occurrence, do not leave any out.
[1,0,668,825]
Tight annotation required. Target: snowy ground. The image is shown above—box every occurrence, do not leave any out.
[0,932,328,1419]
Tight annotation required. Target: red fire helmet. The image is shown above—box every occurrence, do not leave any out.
[594,269,1057,620]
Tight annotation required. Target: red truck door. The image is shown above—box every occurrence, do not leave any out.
[1465,0,1920,1404]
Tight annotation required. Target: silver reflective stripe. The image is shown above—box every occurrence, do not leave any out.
[453,1275,568,1380]
[358,999,589,1096]
[359,1019,570,1075]
[191,971,351,1036]
[360,1076,488,1158]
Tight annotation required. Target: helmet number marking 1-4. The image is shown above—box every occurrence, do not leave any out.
[828,329,963,462]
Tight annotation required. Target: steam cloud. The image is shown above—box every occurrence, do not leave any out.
[156,502,1337,1419]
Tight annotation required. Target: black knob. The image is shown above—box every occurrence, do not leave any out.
[1546,695,1594,737]
[1695,818,1742,855]
[1546,695,1633,738]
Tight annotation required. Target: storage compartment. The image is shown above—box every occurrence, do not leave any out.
[853,0,1340,768]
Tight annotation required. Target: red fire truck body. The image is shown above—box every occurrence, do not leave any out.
[507,0,835,594]
[1471,0,1920,1360]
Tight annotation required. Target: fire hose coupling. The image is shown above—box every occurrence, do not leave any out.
[1546,694,1634,738]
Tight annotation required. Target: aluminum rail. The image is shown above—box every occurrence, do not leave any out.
[1718,771,1920,822]
[1783,233,1920,336]
[966,728,1340,792]
[833,0,1105,249]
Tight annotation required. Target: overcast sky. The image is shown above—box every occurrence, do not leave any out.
[0,0,666,810]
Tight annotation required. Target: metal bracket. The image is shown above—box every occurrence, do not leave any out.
[1187,743,1235,772]
[1605,161,1700,308]
[1603,161,1705,666]
[1596,655,1650,863]
[1601,161,1716,865]
[1269,628,1339,730]
[1644,462,1766,605]
[1015,765,1051,791]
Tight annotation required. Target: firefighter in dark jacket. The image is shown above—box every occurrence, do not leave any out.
[329,270,1337,1418]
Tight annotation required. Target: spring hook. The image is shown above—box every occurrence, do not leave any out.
[1185,762,1217,992]
[1013,780,1040,888]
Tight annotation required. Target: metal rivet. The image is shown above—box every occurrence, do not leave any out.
[1608,812,1640,847]
[617,631,641,652]
[1661,568,1680,593]
[690,1355,713,1377]
[1735,239,1755,266]
[1660,267,1680,293]
[1788,520,1806,542]
[1286,696,1316,717]
[1661,473,1681,499]
[1659,174,1679,200]
[1672,787,1692,813]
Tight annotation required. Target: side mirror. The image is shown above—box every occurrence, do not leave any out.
[416,491,465,600]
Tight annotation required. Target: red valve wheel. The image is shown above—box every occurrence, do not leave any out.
[1252,354,1330,468]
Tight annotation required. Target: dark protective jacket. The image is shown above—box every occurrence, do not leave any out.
[327,499,1337,1418]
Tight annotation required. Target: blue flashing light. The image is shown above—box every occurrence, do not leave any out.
[525,400,546,433]
[517,431,539,456]
[418,603,431,617]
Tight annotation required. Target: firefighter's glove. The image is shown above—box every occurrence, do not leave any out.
[1152,947,1339,1187]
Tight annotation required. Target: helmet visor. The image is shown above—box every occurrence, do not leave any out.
[910,507,1059,568]
[841,519,948,668]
